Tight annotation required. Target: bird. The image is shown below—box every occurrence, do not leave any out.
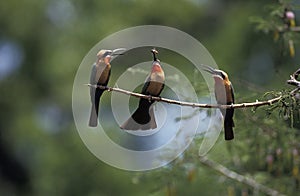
[283,8,296,28]
[202,64,235,140]
[120,49,165,130]
[89,48,126,127]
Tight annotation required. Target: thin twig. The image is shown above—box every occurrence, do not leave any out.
[287,75,300,87]
[199,156,285,196]
[290,26,300,32]
[86,84,281,109]
[278,26,300,33]
[287,69,300,95]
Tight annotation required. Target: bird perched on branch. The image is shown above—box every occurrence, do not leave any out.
[202,65,235,140]
[283,8,296,28]
[121,49,165,130]
[89,48,126,127]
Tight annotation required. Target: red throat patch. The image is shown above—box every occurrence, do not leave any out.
[213,75,224,84]
[104,56,111,64]
[152,63,162,73]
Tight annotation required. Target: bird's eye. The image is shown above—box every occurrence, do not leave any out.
[221,73,226,79]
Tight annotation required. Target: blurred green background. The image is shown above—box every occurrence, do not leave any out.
[1,0,300,195]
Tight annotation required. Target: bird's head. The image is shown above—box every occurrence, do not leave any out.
[97,48,126,64]
[150,48,162,72]
[151,48,159,62]
[202,64,229,81]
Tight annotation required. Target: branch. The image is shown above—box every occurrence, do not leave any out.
[199,156,284,196]
[86,84,282,109]
[278,26,300,33]
[287,69,300,95]
[287,75,300,87]
[290,26,300,32]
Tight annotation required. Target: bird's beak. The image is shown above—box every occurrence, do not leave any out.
[111,48,127,56]
[151,48,158,54]
[201,64,217,75]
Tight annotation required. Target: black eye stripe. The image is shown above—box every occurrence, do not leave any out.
[221,73,225,79]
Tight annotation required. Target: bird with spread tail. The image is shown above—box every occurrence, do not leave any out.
[89,48,126,127]
[121,49,165,130]
[202,65,235,140]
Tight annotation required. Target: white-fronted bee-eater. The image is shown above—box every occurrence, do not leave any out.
[203,65,235,140]
[121,49,165,130]
[284,8,296,28]
[89,48,126,127]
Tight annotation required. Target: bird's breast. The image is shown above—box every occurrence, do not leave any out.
[150,71,164,83]
[147,81,164,95]
[214,77,233,104]
[147,72,165,95]
[96,64,111,84]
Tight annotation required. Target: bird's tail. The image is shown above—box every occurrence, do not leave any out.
[224,108,234,140]
[120,101,157,130]
[89,104,98,127]
[88,88,102,127]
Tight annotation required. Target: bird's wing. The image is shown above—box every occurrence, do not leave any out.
[157,83,165,96]
[141,75,151,95]
[90,63,97,84]
[89,64,97,99]
[103,69,111,86]
[230,83,234,104]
